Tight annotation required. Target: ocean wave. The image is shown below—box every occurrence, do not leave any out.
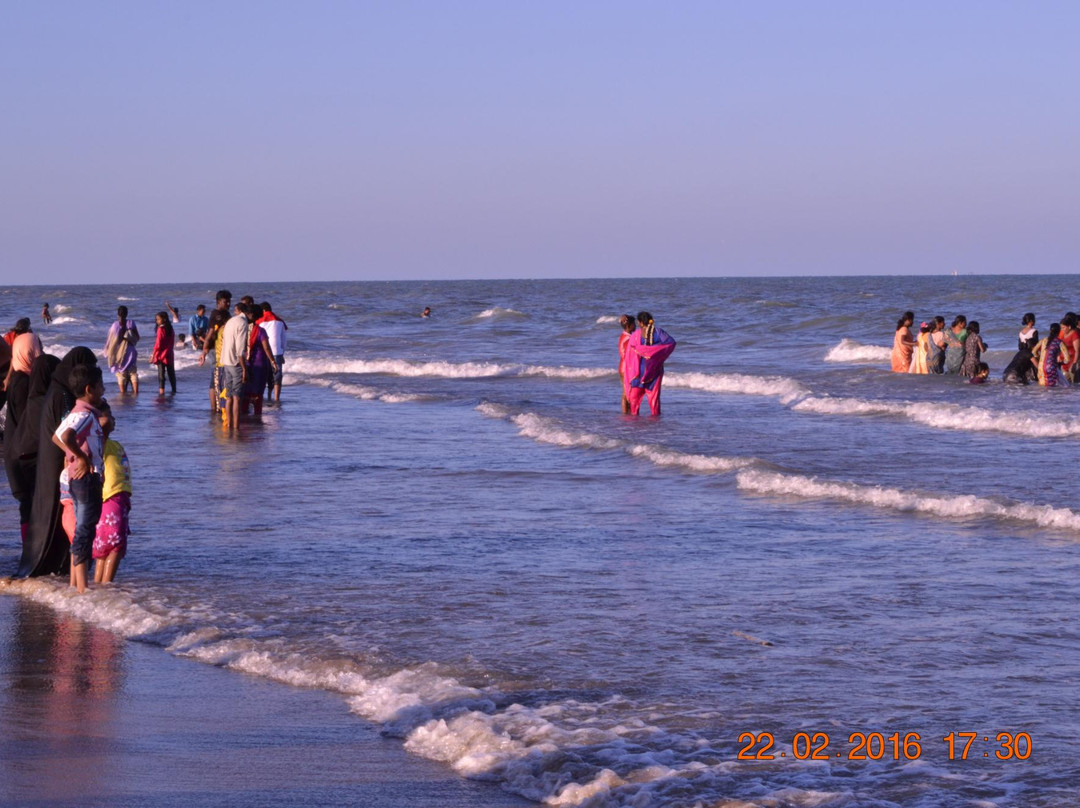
[477,403,755,474]
[42,342,75,358]
[475,307,526,319]
[0,578,983,807]
[736,469,1080,532]
[286,355,610,382]
[49,315,87,325]
[53,304,71,313]
[664,371,807,404]
[793,396,1080,438]
[824,339,891,363]
[117,296,139,301]
[595,315,619,324]
[0,578,765,807]
[305,377,424,404]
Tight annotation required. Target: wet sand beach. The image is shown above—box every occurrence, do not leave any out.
[0,595,527,808]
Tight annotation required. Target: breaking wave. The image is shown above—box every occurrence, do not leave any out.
[0,578,842,807]
[793,396,1080,439]
[285,355,610,382]
[475,307,526,320]
[477,403,755,474]
[736,469,1080,532]
[824,339,891,364]
[664,371,807,405]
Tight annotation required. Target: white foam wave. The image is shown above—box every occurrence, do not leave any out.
[475,306,525,319]
[1,577,182,638]
[43,342,75,357]
[49,315,86,325]
[824,339,891,363]
[286,355,610,382]
[305,377,423,404]
[477,404,755,475]
[595,315,619,324]
[53,304,71,313]
[736,469,1080,532]
[793,396,1080,439]
[117,296,139,301]
[0,578,954,807]
[665,371,808,404]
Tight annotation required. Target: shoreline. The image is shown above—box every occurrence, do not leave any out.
[0,592,528,808]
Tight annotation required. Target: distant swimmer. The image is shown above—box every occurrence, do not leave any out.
[969,362,990,384]
[41,303,52,325]
[623,311,676,416]
[421,307,431,318]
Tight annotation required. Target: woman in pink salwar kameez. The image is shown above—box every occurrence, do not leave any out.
[622,311,676,416]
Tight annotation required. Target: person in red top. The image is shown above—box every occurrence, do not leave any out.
[150,311,176,394]
[617,314,636,414]
[1060,313,1080,383]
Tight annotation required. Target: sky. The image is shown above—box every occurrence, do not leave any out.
[2,1,1078,283]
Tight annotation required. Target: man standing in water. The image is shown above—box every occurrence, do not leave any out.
[198,290,232,413]
[219,302,250,429]
[257,301,287,403]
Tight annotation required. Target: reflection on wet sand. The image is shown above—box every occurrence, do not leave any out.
[1,599,125,803]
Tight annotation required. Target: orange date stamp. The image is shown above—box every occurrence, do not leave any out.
[737,731,1032,761]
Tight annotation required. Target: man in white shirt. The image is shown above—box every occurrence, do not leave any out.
[219,302,250,429]
[258,301,288,403]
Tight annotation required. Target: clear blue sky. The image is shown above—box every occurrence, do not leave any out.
[2,1,1077,283]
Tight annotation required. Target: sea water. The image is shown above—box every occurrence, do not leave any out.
[1,276,1078,807]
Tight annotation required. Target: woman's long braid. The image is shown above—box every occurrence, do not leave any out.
[644,318,655,345]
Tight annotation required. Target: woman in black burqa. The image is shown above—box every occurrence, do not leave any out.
[5,352,59,545]
[16,347,98,578]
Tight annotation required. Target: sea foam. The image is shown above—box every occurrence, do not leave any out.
[286,356,610,382]
[477,403,755,474]
[664,371,807,404]
[824,339,892,363]
[736,469,1080,532]
[475,307,526,319]
[793,396,1080,439]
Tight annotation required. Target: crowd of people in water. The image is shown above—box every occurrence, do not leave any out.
[892,310,1080,387]
[0,296,674,594]
[0,290,290,593]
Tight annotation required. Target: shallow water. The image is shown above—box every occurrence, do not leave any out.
[2,276,1079,806]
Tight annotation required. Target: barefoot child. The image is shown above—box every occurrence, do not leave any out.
[52,365,106,593]
[93,402,132,584]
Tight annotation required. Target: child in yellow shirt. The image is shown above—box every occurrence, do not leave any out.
[92,402,133,584]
